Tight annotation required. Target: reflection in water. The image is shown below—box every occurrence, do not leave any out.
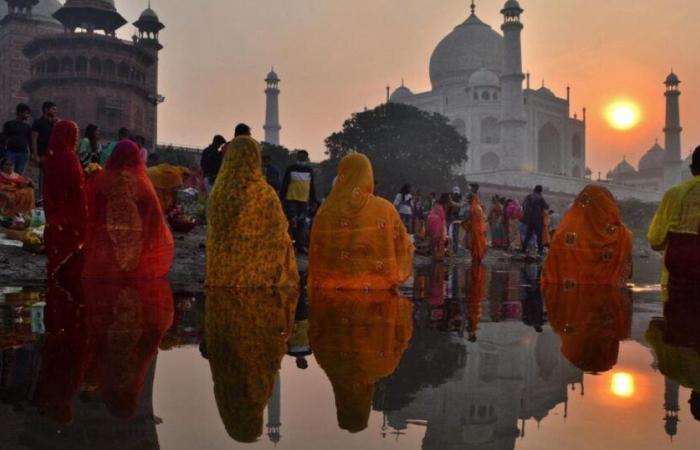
[646,286,700,438]
[611,372,635,398]
[204,287,298,443]
[545,285,632,373]
[309,289,413,433]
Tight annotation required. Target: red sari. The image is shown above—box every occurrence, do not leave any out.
[82,140,174,279]
[42,121,88,282]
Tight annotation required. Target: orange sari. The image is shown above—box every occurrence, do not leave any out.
[469,195,487,263]
[309,153,414,290]
[0,170,34,216]
[545,284,632,373]
[82,140,174,279]
[308,288,412,433]
[542,185,632,287]
[147,163,190,214]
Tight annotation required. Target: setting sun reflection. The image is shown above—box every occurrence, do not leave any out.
[605,100,641,131]
[611,372,635,398]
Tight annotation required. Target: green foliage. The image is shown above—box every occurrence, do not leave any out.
[260,142,296,171]
[617,198,659,235]
[323,103,469,198]
[155,145,199,168]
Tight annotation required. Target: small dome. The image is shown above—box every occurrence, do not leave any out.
[469,67,499,88]
[638,142,665,171]
[665,72,680,86]
[608,158,636,179]
[536,86,555,97]
[503,0,522,10]
[266,68,280,82]
[389,85,413,102]
[139,7,159,21]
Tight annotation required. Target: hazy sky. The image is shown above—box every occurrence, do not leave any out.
[114,0,699,175]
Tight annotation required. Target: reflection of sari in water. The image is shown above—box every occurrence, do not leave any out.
[82,141,174,279]
[0,165,34,216]
[309,153,413,290]
[147,163,190,214]
[467,263,487,341]
[205,288,297,442]
[308,289,412,433]
[542,185,632,287]
[488,200,508,249]
[544,285,632,372]
[469,195,487,263]
[206,136,297,288]
[42,121,88,281]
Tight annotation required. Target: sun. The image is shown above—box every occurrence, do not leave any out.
[606,100,641,131]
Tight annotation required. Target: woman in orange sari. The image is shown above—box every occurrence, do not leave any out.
[42,120,88,282]
[468,193,487,263]
[147,163,190,214]
[206,136,298,288]
[309,153,413,290]
[542,185,632,287]
[82,140,174,279]
[0,157,35,218]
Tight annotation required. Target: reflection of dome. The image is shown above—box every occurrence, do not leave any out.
[638,142,665,171]
[469,68,499,88]
[429,13,503,90]
[608,158,636,179]
[0,0,62,24]
[389,84,414,102]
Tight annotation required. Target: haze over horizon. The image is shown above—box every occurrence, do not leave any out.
[113,0,699,176]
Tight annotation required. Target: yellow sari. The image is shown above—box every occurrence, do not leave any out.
[308,288,412,433]
[147,163,190,213]
[206,137,298,287]
[309,153,414,290]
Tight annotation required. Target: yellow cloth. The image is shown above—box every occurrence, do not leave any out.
[206,137,298,287]
[648,176,700,285]
[309,153,414,289]
[147,163,190,213]
[205,287,298,443]
[308,288,412,433]
[646,322,700,392]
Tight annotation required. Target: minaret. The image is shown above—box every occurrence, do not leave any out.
[499,0,527,171]
[266,373,282,444]
[662,71,683,190]
[264,68,282,146]
[663,377,680,440]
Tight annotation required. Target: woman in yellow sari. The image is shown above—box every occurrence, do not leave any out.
[206,136,298,288]
[309,153,413,290]
[147,163,190,214]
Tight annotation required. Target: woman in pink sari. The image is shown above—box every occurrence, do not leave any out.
[504,199,523,251]
[427,194,450,260]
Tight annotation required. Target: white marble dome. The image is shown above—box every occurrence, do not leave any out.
[429,13,504,90]
[389,84,414,102]
[468,67,499,88]
[638,142,665,172]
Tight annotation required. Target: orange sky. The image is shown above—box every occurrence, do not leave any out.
[115,0,699,175]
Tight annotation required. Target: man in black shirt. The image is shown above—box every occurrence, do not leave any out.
[200,134,226,192]
[31,101,58,194]
[2,103,32,174]
[521,185,550,255]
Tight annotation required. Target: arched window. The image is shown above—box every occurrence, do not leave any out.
[572,165,582,178]
[493,92,498,100]
[481,91,491,101]
[90,57,102,74]
[480,117,500,144]
[118,61,130,78]
[104,59,116,77]
[480,152,500,171]
[75,56,87,73]
[47,58,59,74]
[473,92,479,101]
[538,123,563,174]
[61,56,73,72]
[572,133,583,159]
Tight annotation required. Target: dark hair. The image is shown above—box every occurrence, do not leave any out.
[42,101,56,113]
[692,146,700,171]
[213,134,226,145]
[262,154,271,163]
[691,391,700,421]
[16,103,31,115]
[85,124,100,153]
[134,135,146,146]
[438,193,451,206]
[296,150,309,161]
[118,127,130,139]
[534,185,543,194]
[234,123,251,137]
[0,133,6,146]
[0,157,11,168]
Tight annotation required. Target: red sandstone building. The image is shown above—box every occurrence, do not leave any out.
[0,0,164,147]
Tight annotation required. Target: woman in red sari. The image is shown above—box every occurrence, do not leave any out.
[426,194,450,260]
[42,120,88,282]
[82,140,174,279]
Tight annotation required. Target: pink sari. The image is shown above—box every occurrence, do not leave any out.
[427,204,447,259]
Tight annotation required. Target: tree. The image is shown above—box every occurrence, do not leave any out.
[323,103,469,198]
[260,142,295,172]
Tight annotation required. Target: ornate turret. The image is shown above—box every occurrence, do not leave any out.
[264,67,281,145]
[134,2,164,50]
[53,0,127,36]
[5,0,39,16]
[662,70,683,190]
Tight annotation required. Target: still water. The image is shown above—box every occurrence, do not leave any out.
[0,256,698,450]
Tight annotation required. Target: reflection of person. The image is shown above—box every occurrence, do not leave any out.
[648,146,700,286]
[544,284,632,373]
[206,136,298,288]
[308,289,412,433]
[205,287,297,442]
[309,153,413,290]
[82,140,174,279]
[287,277,312,369]
[542,185,632,287]
[521,264,545,333]
[467,263,487,342]
[42,121,88,282]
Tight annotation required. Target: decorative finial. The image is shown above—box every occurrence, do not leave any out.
[401,78,404,87]
[470,0,476,15]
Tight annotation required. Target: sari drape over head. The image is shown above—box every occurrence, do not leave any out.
[147,163,190,214]
[206,136,298,287]
[427,204,447,259]
[542,185,632,287]
[42,121,88,281]
[309,153,414,290]
[205,287,297,442]
[469,195,487,263]
[488,201,508,249]
[308,289,412,433]
[0,169,34,216]
[545,285,632,373]
[82,140,174,279]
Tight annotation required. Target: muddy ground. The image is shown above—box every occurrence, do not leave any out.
[0,224,659,290]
